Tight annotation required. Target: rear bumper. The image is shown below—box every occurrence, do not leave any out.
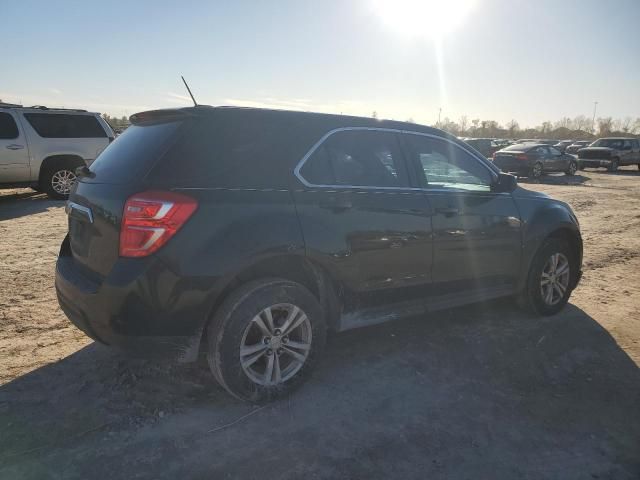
[55,237,206,362]
[492,159,533,175]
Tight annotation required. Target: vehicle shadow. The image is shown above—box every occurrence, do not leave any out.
[0,189,62,221]
[518,173,591,186]
[1,302,638,479]
[581,167,640,177]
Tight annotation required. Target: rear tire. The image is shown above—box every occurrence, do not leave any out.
[41,160,81,200]
[531,162,543,178]
[519,238,577,316]
[206,278,326,403]
[608,158,619,172]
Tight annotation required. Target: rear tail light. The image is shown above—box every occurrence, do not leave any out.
[516,154,528,161]
[120,190,198,258]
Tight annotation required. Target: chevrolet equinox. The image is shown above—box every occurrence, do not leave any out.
[56,106,583,402]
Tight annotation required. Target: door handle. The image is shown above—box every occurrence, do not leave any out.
[435,207,459,216]
[6,144,25,150]
[319,198,353,212]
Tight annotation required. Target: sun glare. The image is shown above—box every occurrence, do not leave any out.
[372,0,476,39]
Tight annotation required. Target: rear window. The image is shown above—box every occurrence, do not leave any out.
[502,144,528,151]
[24,113,106,138]
[0,112,19,139]
[88,121,182,183]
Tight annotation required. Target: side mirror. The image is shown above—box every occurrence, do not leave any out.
[492,172,518,193]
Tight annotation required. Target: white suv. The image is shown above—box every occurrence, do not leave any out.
[0,103,114,199]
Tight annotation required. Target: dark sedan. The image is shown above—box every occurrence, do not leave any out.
[493,143,578,178]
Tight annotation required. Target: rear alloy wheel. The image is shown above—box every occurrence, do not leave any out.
[531,162,543,178]
[41,162,79,200]
[520,238,575,316]
[608,158,619,172]
[565,160,578,176]
[207,278,326,403]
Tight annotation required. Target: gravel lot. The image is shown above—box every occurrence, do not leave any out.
[1,169,639,479]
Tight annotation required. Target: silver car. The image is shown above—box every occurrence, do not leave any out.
[0,103,114,199]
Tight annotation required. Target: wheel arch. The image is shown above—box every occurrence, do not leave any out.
[38,154,84,184]
[196,254,343,359]
[519,222,583,292]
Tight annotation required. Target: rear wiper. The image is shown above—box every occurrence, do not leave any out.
[75,165,95,179]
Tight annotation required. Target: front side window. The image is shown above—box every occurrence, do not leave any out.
[549,147,562,156]
[300,130,409,188]
[0,112,19,140]
[23,113,106,138]
[403,133,492,191]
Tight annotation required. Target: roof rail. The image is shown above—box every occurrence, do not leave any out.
[28,105,88,112]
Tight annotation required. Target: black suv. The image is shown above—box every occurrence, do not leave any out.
[56,107,583,402]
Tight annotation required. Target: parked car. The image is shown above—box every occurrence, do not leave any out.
[462,138,500,158]
[553,140,574,153]
[577,137,640,172]
[565,140,592,155]
[492,143,579,178]
[56,106,583,402]
[0,103,115,199]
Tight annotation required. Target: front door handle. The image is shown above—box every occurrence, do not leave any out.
[6,144,25,150]
[435,207,459,216]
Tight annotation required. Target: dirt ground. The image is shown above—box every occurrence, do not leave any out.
[1,169,639,479]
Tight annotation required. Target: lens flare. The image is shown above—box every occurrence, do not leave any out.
[372,0,476,39]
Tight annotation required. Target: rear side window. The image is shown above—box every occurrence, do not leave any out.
[89,121,182,183]
[23,113,106,138]
[151,111,318,188]
[0,112,19,139]
[300,130,409,188]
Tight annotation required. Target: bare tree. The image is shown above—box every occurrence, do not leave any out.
[458,115,469,135]
[555,117,573,129]
[506,119,519,137]
[597,117,613,136]
[620,117,633,133]
[372,111,378,119]
[573,115,591,132]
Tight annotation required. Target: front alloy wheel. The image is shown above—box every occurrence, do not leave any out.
[531,162,543,178]
[520,238,575,316]
[540,253,570,306]
[565,161,578,176]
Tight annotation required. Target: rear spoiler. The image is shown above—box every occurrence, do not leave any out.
[129,108,197,125]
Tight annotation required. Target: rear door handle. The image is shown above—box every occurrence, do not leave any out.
[435,207,459,216]
[6,144,25,150]
[319,198,353,212]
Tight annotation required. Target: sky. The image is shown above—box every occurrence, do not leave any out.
[2,0,639,127]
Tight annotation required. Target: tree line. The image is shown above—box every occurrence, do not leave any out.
[431,115,640,140]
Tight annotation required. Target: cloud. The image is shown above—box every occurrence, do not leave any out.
[48,88,62,95]
[165,92,192,104]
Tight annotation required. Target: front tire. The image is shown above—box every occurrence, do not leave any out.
[206,278,326,403]
[565,160,578,176]
[531,162,543,178]
[520,238,577,316]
